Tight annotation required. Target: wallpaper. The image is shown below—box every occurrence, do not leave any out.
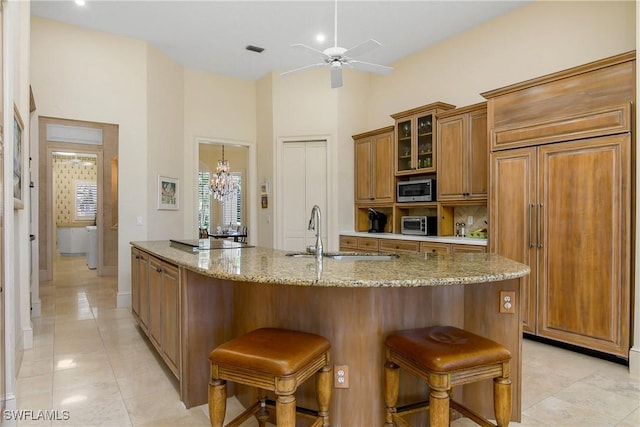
[53,154,97,226]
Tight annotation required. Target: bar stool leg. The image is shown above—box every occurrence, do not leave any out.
[429,388,450,427]
[316,365,332,427]
[384,361,400,427]
[494,376,512,427]
[255,393,269,427]
[276,394,296,427]
[208,379,227,427]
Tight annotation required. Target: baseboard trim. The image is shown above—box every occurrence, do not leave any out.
[23,327,33,350]
[629,346,640,376]
[116,291,131,309]
[31,297,42,318]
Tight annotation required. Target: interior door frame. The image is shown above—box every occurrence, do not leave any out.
[194,137,257,246]
[275,135,337,251]
[38,116,119,281]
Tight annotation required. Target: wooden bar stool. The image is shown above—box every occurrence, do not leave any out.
[208,327,332,427]
[384,325,512,427]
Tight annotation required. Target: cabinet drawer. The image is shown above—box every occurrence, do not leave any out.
[357,237,379,251]
[379,239,420,253]
[420,242,451,254]
[451,244,486,253]
[339,235,358,249]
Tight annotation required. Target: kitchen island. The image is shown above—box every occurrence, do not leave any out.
[130,240,529,426]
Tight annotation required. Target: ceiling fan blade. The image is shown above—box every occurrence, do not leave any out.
[343,39,381,59]
[331,65,343,88]
[291,43,329,59]
[281,62,326,77]
[348,60,393,75]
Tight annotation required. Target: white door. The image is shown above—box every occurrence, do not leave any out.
[281,140,327,251]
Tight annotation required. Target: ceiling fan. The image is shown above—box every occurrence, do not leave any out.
[281,0,393,88]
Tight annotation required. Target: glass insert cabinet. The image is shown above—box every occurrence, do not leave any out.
[392,102,455,176]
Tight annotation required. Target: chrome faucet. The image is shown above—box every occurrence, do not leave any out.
[307,205,323,260]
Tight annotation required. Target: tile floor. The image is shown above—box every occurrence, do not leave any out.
[15,255,640,426]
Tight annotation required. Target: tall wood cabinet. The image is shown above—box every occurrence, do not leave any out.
[436,102,487,201]
[354,126,394,203]
[485,52,634,358]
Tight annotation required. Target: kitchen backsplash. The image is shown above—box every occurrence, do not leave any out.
[453,205,487,234]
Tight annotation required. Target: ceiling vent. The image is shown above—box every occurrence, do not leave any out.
[246,45,265,53]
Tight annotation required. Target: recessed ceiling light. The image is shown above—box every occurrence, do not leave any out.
[75,0,86,6]
[315,34,326,43]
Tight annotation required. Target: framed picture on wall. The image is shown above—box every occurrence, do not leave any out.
[13,104,24,210]
[158,175,179,210]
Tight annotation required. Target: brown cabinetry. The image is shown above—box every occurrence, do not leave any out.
[420,242,486,254]
[354,126,395,203]
[339,235,486,255]
[485,52,633,358]
[379,239,420,253]
[437,103,488,201]
[392,102,454,175]
[131,247,149,333]
[131,248,181,378]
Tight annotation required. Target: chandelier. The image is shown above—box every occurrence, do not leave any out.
[210,146,239,201]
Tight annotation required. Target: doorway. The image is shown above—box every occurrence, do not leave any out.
[196,139,256,245]
[38,117,119,281]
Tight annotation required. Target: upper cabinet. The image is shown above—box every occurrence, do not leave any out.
[436,102,488,202]
[354,126,395,204]
[391,102,455,176]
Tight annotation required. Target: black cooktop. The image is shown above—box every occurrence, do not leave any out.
[169,238,253,253]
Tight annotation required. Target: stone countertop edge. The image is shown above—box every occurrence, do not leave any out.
[131,241,529,288]
[339,231,488,246]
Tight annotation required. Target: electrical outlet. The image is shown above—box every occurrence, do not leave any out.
[334,365,349,389]
[500,291,516,314]
[467,216,474,226]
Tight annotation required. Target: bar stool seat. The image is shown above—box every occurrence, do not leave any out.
[209,327,331,427]
[384,325,512,427]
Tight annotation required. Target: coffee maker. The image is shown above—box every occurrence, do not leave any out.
[368,208,387,233]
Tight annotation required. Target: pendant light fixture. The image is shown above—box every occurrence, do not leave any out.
[210,145,238,201]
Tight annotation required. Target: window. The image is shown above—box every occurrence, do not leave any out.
[198,172,243,231]
[75,180,97,221]
[221,173,242,226]
[198,172,212,230]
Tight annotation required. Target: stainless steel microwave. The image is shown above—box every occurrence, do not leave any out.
[401,216,437,236]
[397,179,435,202]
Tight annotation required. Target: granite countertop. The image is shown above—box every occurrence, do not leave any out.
[340,231,488,246]
[131,240,529,288]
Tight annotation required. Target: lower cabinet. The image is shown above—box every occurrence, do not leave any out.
[131,248,181,379]
[379,239,420,253]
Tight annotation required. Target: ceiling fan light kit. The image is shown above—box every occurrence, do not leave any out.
[281,0,393,88]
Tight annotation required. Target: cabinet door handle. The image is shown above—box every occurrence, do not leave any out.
[537,203,543,248]
[529,203,535,248]
[156,267,162,273]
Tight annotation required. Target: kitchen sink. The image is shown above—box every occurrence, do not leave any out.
[285,252,316,258]
[285,251,398,261]
[324,253,398,261]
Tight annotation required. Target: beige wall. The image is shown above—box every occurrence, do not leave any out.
[256,74,274,247]
[365,0,636,129]
[146,45,184,241]
[182,69,257,237]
